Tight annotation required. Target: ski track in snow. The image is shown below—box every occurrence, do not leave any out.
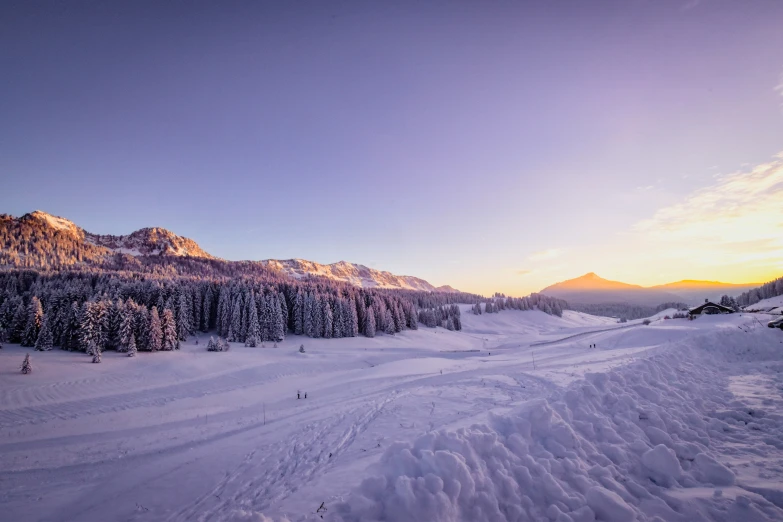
[0,308,781,521]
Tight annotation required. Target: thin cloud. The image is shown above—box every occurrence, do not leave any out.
[529,249,563,262]
[777,68,783,109]
[516,269,532,276]
[634,152,783,268]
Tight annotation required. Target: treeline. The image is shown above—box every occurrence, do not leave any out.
[567,301,688,321]
[735,276,783,308]
[0,269,481,352]
[472,293,568,317]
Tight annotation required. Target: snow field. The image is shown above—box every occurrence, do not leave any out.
[0,309,780,521]
[330,324,783,522]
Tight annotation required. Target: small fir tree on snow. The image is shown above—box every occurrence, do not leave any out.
[90,342,102,363]
[299,344,305,353]
[207,336,218,351]
[35,314,54,351]
[219,337,230,351]
[245,334,258,347]
[127,333,137,357]
[20,353,32,374]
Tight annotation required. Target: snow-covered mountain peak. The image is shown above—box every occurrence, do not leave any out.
[261,258,452,292]
[85,226,215,259]
[24,211,84,237]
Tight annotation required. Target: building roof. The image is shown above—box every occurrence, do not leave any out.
[688,301,735,315]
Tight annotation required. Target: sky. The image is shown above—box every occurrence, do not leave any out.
[1,0,782,296]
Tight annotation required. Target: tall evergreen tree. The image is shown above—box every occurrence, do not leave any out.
[230,297,243,342]
[34,313,53,351]
[245,291,260,346]
[303,292,314,337]
[148,306,162,352]
[293,290,304,335]
[22,297,44,347]
[271,294,285,342]
[127,333,137,357]
[364,306,376,338]
[202,285,213,332]
[11,301,27,343]
[161,308,178,350]
[61,301,81,351]
[384,309,395,335]
[177,292,191,341]
[323,300,333,339]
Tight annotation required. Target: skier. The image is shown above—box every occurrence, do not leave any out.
[305,392,307,399]
[297,392,300,399]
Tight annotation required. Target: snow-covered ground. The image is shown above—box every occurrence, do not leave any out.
[1,308,782,521]
[744,296,783,314]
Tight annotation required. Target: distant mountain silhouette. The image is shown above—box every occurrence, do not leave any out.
[541,273,759,306]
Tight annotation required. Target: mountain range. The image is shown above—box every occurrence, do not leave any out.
[540,272,759,307]
[0,211,453,292]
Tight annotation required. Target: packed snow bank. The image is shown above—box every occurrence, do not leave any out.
[744,295,783,314]
[332,327,783,521]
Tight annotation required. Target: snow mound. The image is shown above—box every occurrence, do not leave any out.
[332,328,783,521]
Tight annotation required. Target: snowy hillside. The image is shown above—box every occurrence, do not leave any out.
[744,295,783,313]
[85,227,215,258]
[2,309,781,521]
[262,258,451,292]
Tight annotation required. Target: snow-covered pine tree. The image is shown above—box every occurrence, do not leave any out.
[177,292,190,341]
[61,301,81,351]
[91,342,102,363]
[148,306,163,352]
[446,317,455,331]
[127,333,137,357]
[216,286,231,337]
[271,294,285,342]
[20,353,32,374]
[332,299,343,338]
[22,296,44,347]
[303,292,315,337]
[161,308,178,350]
[202,285,213,332]
[374,300,385,334]
[245,291,261,345]
[323,300,333,339]
[384,309,395,335]
[364,306,376,337]
[230,296,243,343]
[118,300,134,352]
[278,293,288,334]
[207,336,217,351]
[34,313,53,351]
[191,285,202,334]
[355,295,366,336]
[261,293,274,342]
[293,290,304,335]
[312,295,324,338]
[11,301,27,343]
[349,297,359,337]
[106,300,123,350]
[133,302,150,350]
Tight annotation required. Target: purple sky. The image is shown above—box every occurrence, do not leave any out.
[2,1,782,295]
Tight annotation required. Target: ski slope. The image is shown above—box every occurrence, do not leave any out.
[0,309,782,521]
